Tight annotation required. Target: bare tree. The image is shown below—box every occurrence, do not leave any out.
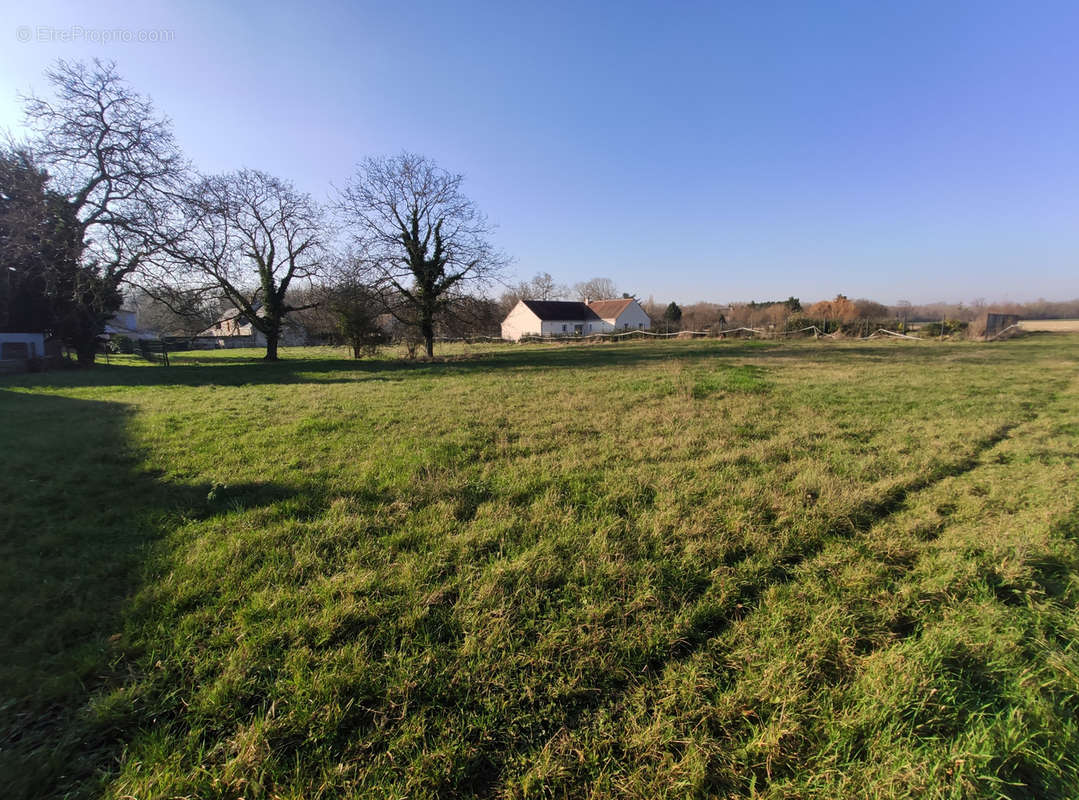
[852,298,890,320]
[894,300,912,327]
[159,169,324,360]
[573,277,618,302]
[436,294,503,338]
[528,272,568,301]
[322,279,386,358]
[680,302,728,331]
[497,286,526,317]
[334,153,508,358]
[130,287,222,337]
[498,271,568,315]
[19,59,187,361]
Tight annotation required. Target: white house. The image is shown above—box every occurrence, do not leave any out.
[105,308,159,341]
[500,298,651,341]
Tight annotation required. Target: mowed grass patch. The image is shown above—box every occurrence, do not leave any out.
[1,335,1077,798]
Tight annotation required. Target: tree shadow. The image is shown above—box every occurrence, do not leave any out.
[0,389,299,799]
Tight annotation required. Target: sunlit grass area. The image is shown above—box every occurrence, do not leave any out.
[2,335,1077,798]
[1019,319,1079,332]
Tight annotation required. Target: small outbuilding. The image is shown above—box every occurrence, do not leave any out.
[0,332,48,375]
[0,332,45,360]
[984,313,1021,338]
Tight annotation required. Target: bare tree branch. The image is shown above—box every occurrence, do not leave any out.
[573,277,619,303]
[21,59,188,288]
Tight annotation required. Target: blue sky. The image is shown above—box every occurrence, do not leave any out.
[1,0,1077,304]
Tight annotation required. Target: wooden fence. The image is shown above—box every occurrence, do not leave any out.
[437,325,924,345]
[136,339,170,366]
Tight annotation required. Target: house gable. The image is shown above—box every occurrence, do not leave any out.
[500,301,543,340]
[587,298,634,322]
[588,298,651,331]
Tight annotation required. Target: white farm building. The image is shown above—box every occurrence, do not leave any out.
[501,298,651,341]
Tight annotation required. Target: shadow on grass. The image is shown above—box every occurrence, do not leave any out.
[456,411,1052,793]
[0,338,999,390]
[0,389,298,800]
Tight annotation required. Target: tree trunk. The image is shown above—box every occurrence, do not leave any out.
[421,318,435,358]
[264,327,280,361]
[75,340,97,366]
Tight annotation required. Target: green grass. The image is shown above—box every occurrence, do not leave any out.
[2,335,1078,799]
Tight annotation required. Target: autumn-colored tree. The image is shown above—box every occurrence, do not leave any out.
[807,294,859,323]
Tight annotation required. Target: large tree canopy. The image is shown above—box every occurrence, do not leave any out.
[0,150,52,332]
[157,168,325,360]
[335,153,507,357]
[17,59,187,362]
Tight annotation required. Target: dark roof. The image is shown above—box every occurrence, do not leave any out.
[588,298,635,320]
[520,300,601,321]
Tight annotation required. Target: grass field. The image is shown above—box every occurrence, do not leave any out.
[2,335,1078,799]
[1019,319,1079,332]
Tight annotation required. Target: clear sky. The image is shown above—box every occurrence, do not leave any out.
[1,0,1077,304]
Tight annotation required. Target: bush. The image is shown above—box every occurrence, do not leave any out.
[785,316,902,336]
[787,315,834,333]
[967,314,989,340]
[921,319,968,337]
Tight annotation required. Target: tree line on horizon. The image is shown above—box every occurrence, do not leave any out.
[499,274,1079,336]
[2,60,1075,364]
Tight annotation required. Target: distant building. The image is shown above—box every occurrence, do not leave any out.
[105,308,159,341]
[196,304,307,349]
[500,298,651,341]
